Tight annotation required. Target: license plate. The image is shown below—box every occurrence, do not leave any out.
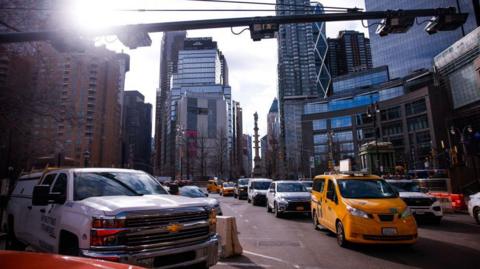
[413,209,427,215]
[296,206,304,211]
[382,228,397,236]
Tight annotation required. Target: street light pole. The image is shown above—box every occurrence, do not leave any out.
[367,103,381,175]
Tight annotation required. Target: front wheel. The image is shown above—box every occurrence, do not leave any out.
[474,207,480,224]
[336,221,349,248]
[274,203,282,218]
[312,211,320,230]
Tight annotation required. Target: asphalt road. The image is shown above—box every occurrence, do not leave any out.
[212,193,480,269]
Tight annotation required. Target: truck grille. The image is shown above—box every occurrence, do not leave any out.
[123,207,210,252]
[402,198,434,207]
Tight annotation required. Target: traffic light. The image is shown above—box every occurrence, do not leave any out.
[249,23,278,41]
[375,14,415,36]
[425,11,469,34]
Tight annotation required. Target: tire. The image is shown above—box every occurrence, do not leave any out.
[274,203,282,218]
[312,211,320,230]
[336,221,349,248]
[267,202,272,213]
[6,217,26,251]
[59,232,79,256]
[474,207,480,225]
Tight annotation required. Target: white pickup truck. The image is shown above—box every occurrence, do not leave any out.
[6,168,219,268]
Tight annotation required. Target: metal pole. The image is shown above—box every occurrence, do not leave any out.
[0,8,461,43]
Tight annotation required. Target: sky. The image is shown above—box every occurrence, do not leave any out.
[69,0,367,139]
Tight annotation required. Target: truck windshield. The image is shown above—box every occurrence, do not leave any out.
[337,179,398,199]
[277,183,307,192]
[388,182,421,192]
[74,172,168,200]
[251,181,271,190]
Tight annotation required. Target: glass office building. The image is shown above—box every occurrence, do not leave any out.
[312,3,331,98]
[365,0,479,79]
[276,0,319,177]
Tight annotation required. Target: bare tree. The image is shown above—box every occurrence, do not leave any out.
[214,129,229,178]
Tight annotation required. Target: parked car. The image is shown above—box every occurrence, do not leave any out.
[266,181,311,218]
[220,182,235,196]
[386,179,443,224]
[7,168,219,268]
[247,178,273,206]
[311,173,417,247]
[467,192,480,224]
[179,186,223,215]
[234,178,249,199]
[0,250,144,269]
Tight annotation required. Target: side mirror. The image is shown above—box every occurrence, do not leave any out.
[32,185,50,206]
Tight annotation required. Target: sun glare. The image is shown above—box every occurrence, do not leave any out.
[69,0,119,32]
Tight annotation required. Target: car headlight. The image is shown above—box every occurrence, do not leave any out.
[278,197,289,204]
[346,205,369,219]
[400,207,412,219]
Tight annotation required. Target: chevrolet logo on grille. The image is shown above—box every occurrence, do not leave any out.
[166,223,183,233]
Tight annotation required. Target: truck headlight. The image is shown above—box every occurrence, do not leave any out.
[209,208,217,234]
[346,205,369,219]
[400,207,412,219]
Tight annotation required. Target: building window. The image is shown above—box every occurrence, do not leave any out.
[314,145,328,153]
[381,106,401,121]
[407,115,429,132]
[356,112,371,125]
[335,131,353,142]
[405,99,426,116]
[382,121,403,136]
[339,142,354,152]
[314,133,328,144]
[379,86,404,101]
[331,116,352,129]
[448,63,480,109]
[312,119,327,131]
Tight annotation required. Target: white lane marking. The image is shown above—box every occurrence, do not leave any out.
[243,250,290,264]
[217,262,271,267]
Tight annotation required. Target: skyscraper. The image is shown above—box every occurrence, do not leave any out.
[276,0,319,178]
[365,0,479,78]
[312,3,331,98]
[168,37,233,178]
[155,31,186,176]
[327,31,373,78]
[123,91,152,173]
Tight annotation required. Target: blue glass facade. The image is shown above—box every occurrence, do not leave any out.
[332,67,389,93]
[365,0,478,78]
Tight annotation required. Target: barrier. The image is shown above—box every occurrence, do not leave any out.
[216,216,243,258]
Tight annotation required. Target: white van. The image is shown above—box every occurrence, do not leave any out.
[247,178,272,206]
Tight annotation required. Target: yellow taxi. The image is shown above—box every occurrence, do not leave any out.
[311,172,417,247]
[220,182,235,196]
[207,179,221,193]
